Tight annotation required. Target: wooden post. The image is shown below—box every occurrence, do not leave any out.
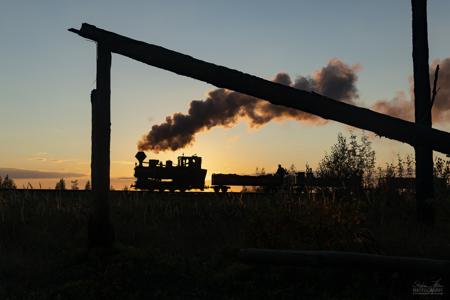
[89,44,114,248]
[411,0,434,225]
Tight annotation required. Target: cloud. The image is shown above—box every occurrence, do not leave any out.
[371,57,450,123]
[28,157,48,162]
[430,57,450,123]
[49,159,75,164]
[34,152,48,156]
[371,91,414,121]
[0,168,85,179]
[28,153,76,164]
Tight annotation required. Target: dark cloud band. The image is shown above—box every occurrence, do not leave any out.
[0,168,84,179]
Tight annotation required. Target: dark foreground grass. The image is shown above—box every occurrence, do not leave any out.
[0,190,449,299]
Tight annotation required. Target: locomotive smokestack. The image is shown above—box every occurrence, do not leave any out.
[138,59,360,152]
[135,151,147,166]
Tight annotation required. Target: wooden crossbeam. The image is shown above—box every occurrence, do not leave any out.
[69,23,450,155]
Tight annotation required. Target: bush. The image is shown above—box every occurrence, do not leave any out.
[55,178,66,190]
[0,175,16,189]
[317,132,375,187]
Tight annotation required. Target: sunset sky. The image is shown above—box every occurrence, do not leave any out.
[1,0,450,189]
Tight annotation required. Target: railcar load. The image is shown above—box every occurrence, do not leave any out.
[210,174,284,193]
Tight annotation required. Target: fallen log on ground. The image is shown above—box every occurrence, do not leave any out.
[239,248,450,274]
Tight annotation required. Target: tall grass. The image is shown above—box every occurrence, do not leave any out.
[0,188,449,299]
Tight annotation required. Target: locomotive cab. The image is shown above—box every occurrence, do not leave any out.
[178,156,202,168]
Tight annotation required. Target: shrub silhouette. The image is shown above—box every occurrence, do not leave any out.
[70,180,79,190]
[55,178,66,190]
[317,132,375,187]
[0,175,17,189]
[84,180,91,190]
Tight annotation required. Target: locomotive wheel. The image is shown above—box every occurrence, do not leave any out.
[220,186,228,193]
[213,186,220,193]
[180,188,186,193]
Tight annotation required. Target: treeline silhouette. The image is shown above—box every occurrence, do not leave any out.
[0,175,16,189]
[2,132,450,192]
[285,132,449,193]
[54,179,91,190]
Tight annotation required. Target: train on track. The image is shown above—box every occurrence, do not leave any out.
[132,152,363,193]
[133,151,207,192]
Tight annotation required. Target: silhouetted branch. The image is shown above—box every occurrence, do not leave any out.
[69,23,450,155]
[431,64,440,108]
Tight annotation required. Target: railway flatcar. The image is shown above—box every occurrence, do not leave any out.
[211,174,283,193]
[133,151,207,192]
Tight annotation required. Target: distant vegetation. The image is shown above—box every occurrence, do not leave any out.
[317,132,376,187]
[54,178,66,190]
[0,175,16,189]
[314,132,450,190]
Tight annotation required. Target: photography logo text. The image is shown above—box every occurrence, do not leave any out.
[412,279,444,296]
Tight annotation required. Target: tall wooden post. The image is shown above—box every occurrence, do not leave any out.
[411,0,434,225]
[89,44,114,248]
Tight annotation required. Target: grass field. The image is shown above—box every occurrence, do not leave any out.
[1,189,449,299]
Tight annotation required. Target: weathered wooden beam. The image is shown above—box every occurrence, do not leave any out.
[69,23,450,155]
[240,248,450,274]
[88,44,114,248]
[412,0,434,225]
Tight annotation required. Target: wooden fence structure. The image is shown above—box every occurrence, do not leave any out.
[70,0,445,248]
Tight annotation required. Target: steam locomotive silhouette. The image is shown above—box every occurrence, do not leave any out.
[133,151,288,192]
[133,151,207,192]
[133,152,363,192]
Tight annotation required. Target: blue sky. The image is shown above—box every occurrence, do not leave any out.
[1,0,450,187]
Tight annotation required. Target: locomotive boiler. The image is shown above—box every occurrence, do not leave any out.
[133,151,207,192]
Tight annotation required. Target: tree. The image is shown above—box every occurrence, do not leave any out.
[84,180,91,190]
[71,180,79,190]
[317,132,376,187]
[55,178,66,190]
[1,175,17,189]
[288,164,297,175]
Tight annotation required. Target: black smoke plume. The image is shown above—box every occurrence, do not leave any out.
[138,59,360,152]
[371,57,450,123]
